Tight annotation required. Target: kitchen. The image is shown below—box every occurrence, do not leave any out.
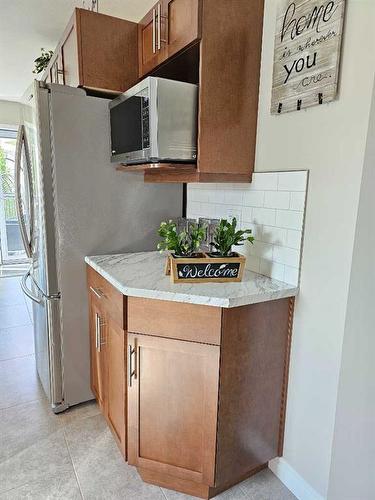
[0,1,374,500]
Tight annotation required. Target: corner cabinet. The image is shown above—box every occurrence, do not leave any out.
[43,8,138,94]
[87,267,127,457]
[87,266,294,499]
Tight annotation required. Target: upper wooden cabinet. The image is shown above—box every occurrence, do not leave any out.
[138,0,200,78]
[43,8,138,94]
[127,0,265,183]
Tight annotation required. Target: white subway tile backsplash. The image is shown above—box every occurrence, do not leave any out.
[242,207,253,222]
[252,207,277,226]
[286,229,302,250]
[186,170,308,284]
[276,210,304,230]
[260,259,285,282]
[250,241,274,260]
[290,192,306,211]
[251,172,278,191]
[278,171,308,191]
[262,226,287,246]
[188,201,201,215]
[240,222,262,240]
[284,266,300,286]
[264,191,291,209]
[246,255,261,273]
[224,189,244,205]
[273,246,300,267]
[243,190,265,207]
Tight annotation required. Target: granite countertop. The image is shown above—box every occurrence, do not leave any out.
[85,252,298,308]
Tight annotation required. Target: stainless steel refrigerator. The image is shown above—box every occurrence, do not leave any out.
[15,81,182,413]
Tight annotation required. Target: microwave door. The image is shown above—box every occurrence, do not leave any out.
[110,96,148,164]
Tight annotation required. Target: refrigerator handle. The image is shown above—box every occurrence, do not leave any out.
[15,124,34,259]
[21,269,42,304]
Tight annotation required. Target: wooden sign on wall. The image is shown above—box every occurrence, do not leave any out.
[271,0,346,114]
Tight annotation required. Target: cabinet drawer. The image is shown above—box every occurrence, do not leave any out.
[87,266,125,328]
[128,297,222,345]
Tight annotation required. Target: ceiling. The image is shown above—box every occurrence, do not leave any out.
[0,0,155,101]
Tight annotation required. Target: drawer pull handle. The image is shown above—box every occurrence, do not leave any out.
[90,286,104,299]
[128,345,137,387]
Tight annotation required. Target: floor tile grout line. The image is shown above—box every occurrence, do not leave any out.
[0,322,32,330]
[0,480,33,496]
[62,430,85,500]
[0,322,34,332]
[160,487,169,500]
[23,291,34,323]
[0,352,35,362]
[0,352,35,363]
[0,396,45,412]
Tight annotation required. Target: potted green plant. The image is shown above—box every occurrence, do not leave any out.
[157,220,206,258]
[209,217,254,257]
[33,48,54,74]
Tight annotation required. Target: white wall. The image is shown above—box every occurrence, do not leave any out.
[256,0,375,497]
[0,100,21,128]
[327,76,375,500]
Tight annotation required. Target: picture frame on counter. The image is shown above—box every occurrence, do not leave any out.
[271,0,346,114]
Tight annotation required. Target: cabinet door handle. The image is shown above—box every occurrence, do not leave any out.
[90,286,104,299]
[152,8,157,54]
[157,3,161,50]
[95,313,106,352]
[128,344,137,387]
[95,313,101,351]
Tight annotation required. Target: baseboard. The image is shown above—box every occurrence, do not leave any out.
[269,458,325,500]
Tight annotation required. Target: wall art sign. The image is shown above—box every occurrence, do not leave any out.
[271,0,346,114]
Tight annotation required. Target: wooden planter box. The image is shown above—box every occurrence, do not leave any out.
[165,253,246,284]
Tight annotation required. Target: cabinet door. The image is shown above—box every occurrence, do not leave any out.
[89,296,107,411]
[106,316,127,457]
[128,333,219,486]
[162,0,200,60]
[62,20,80,87]
[138,3,161,77]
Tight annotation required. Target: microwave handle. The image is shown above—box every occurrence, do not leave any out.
[152,8,156,54]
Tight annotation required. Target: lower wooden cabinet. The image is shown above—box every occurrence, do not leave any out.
[87,268,127,457]
[87,266,294,498]
[127,333,219,486]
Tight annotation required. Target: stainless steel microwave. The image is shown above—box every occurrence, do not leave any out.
[109,77,198,165]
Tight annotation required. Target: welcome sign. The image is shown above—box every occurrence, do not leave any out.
[166,254,246,283]
[271,0,346,114]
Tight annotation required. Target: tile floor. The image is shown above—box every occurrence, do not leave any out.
[0,276,296,500]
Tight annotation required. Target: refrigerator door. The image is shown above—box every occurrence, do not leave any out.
[17,82,65,412]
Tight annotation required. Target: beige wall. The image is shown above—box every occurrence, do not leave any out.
[256,0,375,497]
[327,74,375,500]
[0,100,21,128]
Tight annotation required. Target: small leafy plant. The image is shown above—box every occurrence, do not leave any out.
[33,48,54,74]
[157,220,206,257]
[211,218,254,257]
